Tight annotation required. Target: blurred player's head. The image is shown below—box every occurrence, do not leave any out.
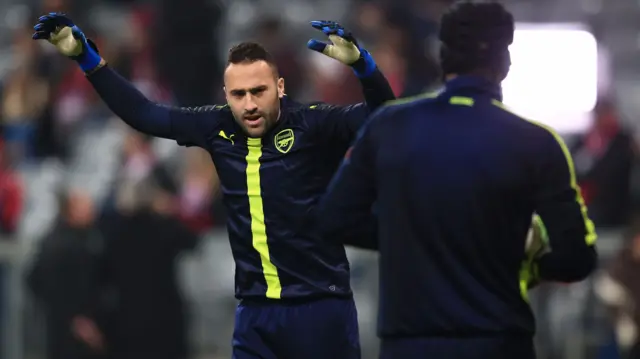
[224,42,285,138]
[439,1,514,83]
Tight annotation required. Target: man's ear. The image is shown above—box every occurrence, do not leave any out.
[277,77,285,98]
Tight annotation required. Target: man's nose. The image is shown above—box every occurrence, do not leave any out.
[244,95,258,112]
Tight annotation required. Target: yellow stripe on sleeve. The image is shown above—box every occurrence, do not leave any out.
[246,138,282,299]
[382,90,441,107]
[491,100,597,246]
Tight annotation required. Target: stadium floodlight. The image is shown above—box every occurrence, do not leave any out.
[501,23,598,133]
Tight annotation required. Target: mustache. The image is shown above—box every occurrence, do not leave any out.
[243,111,264,119]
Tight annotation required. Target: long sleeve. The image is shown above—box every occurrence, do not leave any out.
[88,65,225,148]
[359,69,396,111]
[308,68,395,144]
[339,213,378,251]
[534,128,598,282]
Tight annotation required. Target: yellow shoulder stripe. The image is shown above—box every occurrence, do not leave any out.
[491,100,597,246]
[383,90,441,107]
[449,96,474,106]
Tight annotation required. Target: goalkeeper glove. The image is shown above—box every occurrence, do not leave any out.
[32,13,102,73]
[525,214,549,259]
[307,20,377,78]
[521,214,550,290]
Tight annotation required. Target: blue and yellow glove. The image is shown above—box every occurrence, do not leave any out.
[32,13,102,73]
[307,21,376,78]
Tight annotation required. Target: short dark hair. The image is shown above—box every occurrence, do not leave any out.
[227,42,279,75]
[439,1,514,76]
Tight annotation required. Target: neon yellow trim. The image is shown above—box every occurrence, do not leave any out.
[491,100,596,246]
[383,90,440,107]
[449,96,474,106]
[519,263,530,302]
[246,138,282,298]
[218,130,235,144]
[492,100,596,302]
[532,214,549,245]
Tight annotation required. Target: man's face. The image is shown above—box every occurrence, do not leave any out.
[224,60,284,138]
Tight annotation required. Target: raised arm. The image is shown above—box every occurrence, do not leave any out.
[33,13,223,148]
[306,21,395,143]
[87,66,224,147]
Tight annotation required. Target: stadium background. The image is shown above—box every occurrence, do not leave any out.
[0,0,638,358]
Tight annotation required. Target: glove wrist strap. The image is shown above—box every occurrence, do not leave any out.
[73,38,102,72]
[84,58,107,77]
[351,49,377,78]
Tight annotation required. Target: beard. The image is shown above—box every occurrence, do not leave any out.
[234,95,281,138]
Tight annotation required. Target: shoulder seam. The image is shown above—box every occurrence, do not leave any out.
[491,99,597,245]
[180,104,229,114]
[383,90,441,108]
[307,102,330,110]
[490,99,552,132]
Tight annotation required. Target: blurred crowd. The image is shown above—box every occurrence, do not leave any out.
[0,0,639,358]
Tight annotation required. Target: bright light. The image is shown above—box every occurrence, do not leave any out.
[501,24,598,133]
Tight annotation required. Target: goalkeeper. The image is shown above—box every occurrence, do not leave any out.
[33,13,394,359]
[316,1,597,358]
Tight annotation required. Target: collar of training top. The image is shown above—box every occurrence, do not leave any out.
[278,95,301,115]
[444,75,503,102]
[279,95,295,108]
